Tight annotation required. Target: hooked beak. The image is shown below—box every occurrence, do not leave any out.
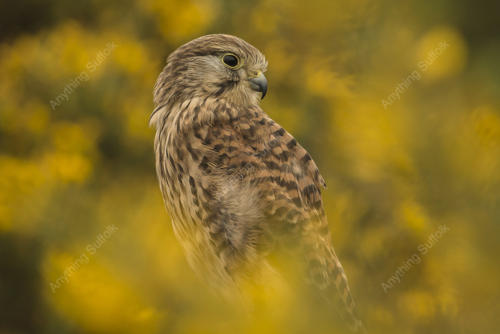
[248,72,268,99]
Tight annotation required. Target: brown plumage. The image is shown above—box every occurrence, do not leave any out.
[151,34,364,331]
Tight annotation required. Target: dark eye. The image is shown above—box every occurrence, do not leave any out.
[222,54,239,68]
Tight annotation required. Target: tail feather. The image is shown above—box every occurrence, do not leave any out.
[303,222,365,332]
[327,246,366,333]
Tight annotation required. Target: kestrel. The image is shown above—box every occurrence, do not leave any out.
[151,34,363,331]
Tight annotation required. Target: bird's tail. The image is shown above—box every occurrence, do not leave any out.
[303,222,365,332]
[325,245,365,333]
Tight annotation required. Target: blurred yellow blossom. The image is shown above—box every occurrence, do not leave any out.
[44,251,161,333]
[0,0,498,333]
[416,26,468,81]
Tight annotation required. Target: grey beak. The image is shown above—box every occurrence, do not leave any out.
[249,73,268,99]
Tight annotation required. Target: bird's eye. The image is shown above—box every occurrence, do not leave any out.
[222,54,240,68]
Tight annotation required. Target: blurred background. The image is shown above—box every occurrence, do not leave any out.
[1,0,499,333]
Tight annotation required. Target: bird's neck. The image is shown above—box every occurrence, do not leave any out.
[151,96,261,132]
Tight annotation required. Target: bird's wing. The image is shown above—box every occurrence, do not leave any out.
[187,104,332,267]
[199,107,326,225]
[188,105,363,331]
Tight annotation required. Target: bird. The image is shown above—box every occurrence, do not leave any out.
[150,34,364,331]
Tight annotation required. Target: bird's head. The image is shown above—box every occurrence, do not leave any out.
[154,34,268,108]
